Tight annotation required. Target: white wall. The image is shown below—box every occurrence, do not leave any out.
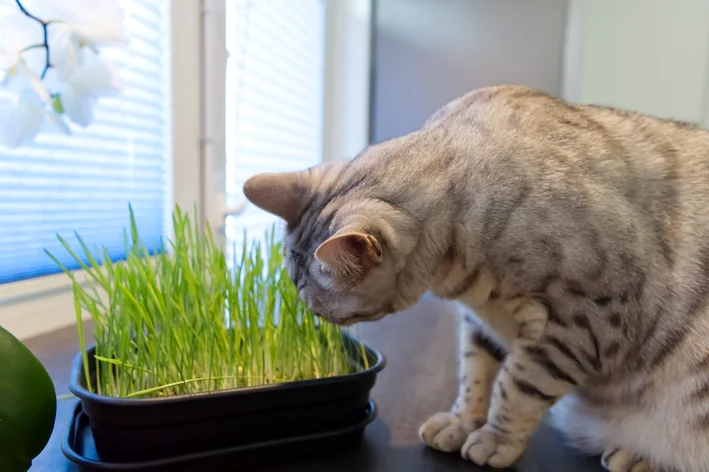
[563,0,709,126]
[370,0,570,143]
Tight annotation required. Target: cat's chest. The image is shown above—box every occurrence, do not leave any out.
[431,260,521,346]
[462,297,520,347]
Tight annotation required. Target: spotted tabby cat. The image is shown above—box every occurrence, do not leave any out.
[242,85,709,472]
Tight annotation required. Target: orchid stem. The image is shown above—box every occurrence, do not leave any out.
[14,0,51,79]
[20,44,46,53]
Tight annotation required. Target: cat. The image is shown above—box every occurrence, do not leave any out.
[241,84,709,472]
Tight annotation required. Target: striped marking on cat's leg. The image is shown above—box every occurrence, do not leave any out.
[462,299,579,468]
[419,315,504,453]
[602,447,653,472]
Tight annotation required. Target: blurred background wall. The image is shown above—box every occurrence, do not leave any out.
[369,0,570,143]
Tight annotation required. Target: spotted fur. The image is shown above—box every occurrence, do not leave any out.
[243,85,709,472]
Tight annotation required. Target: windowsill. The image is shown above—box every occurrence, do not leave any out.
[0,270,94,340]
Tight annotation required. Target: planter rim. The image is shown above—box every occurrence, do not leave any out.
[68,333,386,405]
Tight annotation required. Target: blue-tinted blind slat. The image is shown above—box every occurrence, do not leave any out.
[0,0,172,284]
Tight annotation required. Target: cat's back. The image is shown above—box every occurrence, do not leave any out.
[427,84,709,225]
[424,84,709,330]
[428,84,709,176]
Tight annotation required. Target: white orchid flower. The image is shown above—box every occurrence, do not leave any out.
[0,48,17,70]
[47,46,123,127]
[34,0,127,45]
[2,57,52,107]
[0,87,70,149]
[0,0,127,147]
[32,0,127,81]
[0,9,43,73]
[0,94,42,148]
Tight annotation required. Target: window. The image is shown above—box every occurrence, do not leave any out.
[0,0,371,340]
[224,0,327,255]
[0,0,172,285]
[0,0,183,340]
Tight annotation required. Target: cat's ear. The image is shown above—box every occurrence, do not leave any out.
[314,229,383,279]
[243,171,311,227]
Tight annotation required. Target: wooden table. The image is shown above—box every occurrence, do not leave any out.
[25,297,603,471]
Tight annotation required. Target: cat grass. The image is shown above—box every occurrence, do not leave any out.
[46,205,368,399]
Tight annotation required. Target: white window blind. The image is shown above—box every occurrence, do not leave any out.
[224,0,326,253]
[0,0,172,284]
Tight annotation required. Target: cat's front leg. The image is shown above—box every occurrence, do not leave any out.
[462,299,580,468]
[419,314,504,452]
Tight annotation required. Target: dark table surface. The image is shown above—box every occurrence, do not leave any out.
[25,297,604,472]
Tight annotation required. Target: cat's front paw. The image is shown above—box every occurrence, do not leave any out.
[461,424,525,468]
[419,412,482,453]
[601,447,653,472]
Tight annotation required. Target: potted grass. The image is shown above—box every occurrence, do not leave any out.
[52,205,385,469]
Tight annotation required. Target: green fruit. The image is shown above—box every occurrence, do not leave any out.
[0,325,57,472]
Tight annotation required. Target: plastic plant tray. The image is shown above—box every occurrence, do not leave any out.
[66,334,385,464]
[62,398,377,471]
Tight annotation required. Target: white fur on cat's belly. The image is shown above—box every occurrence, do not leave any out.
[550,392,709,472]
[548,394,610,455]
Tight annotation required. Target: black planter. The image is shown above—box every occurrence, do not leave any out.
[64,334,385,468]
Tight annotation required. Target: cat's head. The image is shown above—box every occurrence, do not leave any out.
[242,162,414,325]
